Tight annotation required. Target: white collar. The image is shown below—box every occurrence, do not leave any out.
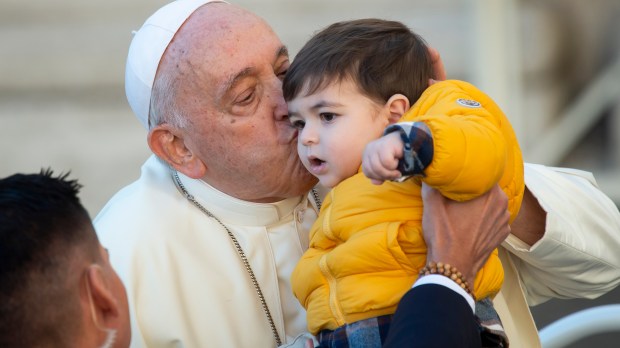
[173,167,304,227]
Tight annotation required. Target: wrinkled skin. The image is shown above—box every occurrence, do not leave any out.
[152,3,317,203]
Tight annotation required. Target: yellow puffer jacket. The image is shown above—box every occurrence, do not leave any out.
[291,80,525,335]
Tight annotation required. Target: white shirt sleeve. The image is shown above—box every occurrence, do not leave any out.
[413,275,475,312]
[503,163,620,306]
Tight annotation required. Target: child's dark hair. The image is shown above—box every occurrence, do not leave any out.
[283,18,433,105]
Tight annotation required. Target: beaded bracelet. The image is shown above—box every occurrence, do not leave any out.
[419,261,475,301]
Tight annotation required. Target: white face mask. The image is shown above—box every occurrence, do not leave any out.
[99,329,117,348]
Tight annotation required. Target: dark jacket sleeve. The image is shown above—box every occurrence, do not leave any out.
[383,284,481,348]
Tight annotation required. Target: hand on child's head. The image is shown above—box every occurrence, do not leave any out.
[428,46,447,81]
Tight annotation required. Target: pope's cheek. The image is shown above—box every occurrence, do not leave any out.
[276,122,298,145]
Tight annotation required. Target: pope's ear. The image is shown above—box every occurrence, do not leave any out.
[385,94,410,124]
[147,124,206,179]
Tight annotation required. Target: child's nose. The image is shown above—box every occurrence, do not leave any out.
[300,127,318,146]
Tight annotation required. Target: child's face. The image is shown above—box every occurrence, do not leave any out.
[287,79,391,188]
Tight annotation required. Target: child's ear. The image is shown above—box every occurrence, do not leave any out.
[385,94,410,124]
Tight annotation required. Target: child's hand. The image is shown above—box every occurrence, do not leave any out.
[362,132,404,185]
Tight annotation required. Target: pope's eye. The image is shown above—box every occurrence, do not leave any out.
[236,90,255,105]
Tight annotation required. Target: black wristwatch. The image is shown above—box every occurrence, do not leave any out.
[384,123,434,177]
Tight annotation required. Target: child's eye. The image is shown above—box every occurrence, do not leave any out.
[320,113,336,122]
[290,119,305,129]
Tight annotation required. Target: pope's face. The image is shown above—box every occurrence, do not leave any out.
[170,4,317,202]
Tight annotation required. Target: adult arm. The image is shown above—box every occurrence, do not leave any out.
[384,282,480,348]
[425,48,620,304]
[505,163,620,305]
[384,184,510,347]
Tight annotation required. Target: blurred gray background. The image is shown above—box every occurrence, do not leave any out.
[1,0,619,346]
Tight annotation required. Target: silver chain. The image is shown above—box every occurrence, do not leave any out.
[172,171,283,346]
[310,187,322,212]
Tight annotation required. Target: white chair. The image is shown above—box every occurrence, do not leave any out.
[539,304,620,348]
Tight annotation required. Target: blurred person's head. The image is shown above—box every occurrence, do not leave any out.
[126,0,316,202]
[0,170,130,348]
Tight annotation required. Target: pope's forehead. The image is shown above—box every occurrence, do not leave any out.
[182,3,272,41]
[171,5,283,67]
[167,5,279,70]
